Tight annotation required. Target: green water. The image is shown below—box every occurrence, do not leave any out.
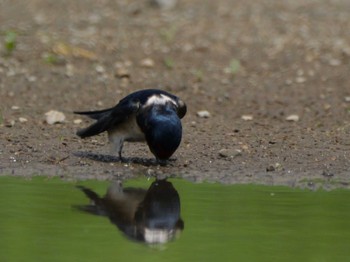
[1,176,350,262]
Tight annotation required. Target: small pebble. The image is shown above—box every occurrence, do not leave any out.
[324,104,331,111]
[73,119,83,124]
[286,114,299,122]
[345,96,350,102]
[66,64,74,77]
[140,58,155,68]
[295,76,306,83]
[95,64,105,73]
[219,149,242,158]
[115,67,130,78]
[45,110,66,125]
[27,76,37,82]
[150,0,177,9]
[182,43,194,52]
[197,110,211,118]
[329,59,341,66]
[5,120,15,127]
[285,79,293,85]
[18,117,28,123]
[241,115,253,121]
[11,106,20,110]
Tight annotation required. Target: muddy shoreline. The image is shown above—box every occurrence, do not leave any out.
[1,0,349,188]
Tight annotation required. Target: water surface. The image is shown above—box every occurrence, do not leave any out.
[1,176,349,261]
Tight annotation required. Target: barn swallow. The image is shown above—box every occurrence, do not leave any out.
[74,89,186,162]
[75,179,184,244]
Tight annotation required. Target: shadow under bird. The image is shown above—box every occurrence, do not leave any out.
[74,89,187,162]
[75,179,184,244]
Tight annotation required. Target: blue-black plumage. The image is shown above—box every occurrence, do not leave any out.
[74,89,186,161]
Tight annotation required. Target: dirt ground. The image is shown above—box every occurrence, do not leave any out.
[1,0,349,188]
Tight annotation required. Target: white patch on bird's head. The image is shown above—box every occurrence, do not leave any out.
[144,94,176,107]
[144,228,174,244]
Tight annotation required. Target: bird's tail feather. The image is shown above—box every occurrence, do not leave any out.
[74,186,107,216]
[76,185,101,201]
[74,107,113,120]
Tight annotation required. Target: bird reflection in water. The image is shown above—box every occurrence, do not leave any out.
[76,179,184,244]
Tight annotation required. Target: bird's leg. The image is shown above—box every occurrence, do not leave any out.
[106,180,124,200]
[118,144,125,162]
[109,135,125,162]
[117,140,125,162]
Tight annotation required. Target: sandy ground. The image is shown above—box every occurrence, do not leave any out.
[1,0,350,188]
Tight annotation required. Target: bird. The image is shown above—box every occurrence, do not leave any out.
[75,179,184,244]
[74,89,186,162]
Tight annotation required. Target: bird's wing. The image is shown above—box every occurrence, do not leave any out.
[75,99,140,138]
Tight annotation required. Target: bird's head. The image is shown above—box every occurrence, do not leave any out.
[148,115,182,160]
[139,105,182,161]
